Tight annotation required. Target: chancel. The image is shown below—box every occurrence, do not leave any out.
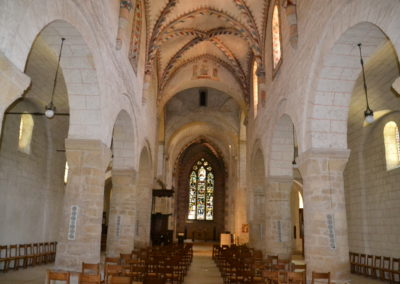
[0,0,400,284]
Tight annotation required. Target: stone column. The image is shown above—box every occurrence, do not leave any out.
[297,148,350,283]
[55,139,111,271]
[106,169,137,257]
[265,176,293,259]
[134,173,153,248]
[249,188,266,250]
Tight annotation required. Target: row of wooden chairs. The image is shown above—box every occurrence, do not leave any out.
[0,242,57,272]
[75,244,193,283]
[349,252,400,282]
[47,270,132,284]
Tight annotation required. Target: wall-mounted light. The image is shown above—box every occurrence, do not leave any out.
[45,37,65,119]
[358,43,374,123]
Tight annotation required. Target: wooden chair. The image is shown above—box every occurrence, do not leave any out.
[104,264,123,284]
[109,275,131,284]
[365,255,374,277]
[49,242,57,262]
[43,242,52,263]
[47,270,70,284]
[372,255,381,279]
[32,243,41,265]
[262,270,280,284]
[287,271,305,284]
[359,254,366,275]
[17,244,28,269]
[25,244,35,267]
[292,264,306,272]
[0,245,9,272]
[79,273,101,284]
[382,256,392,281]
[120,253,132,265]
[105,257,120,265]
[268,255,279,265]
[38,243,47,264]
[350,252,359,274]
[278,259,291,271]
[82,262,100,275]
[7,244,21,270]
[311,271,330,284]
[391,258,400,283]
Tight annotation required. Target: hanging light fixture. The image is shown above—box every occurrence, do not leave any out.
[357,43,374,123]
[45,37,65,119]
[292,124,297,167]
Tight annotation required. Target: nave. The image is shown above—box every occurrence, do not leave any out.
[0,243,388,284]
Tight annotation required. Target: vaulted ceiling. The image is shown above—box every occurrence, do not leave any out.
[144,0,270,102]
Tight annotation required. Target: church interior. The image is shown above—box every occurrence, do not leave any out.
[0,0,399,283]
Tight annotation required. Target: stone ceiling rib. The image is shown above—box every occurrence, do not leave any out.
[145,0,268,103]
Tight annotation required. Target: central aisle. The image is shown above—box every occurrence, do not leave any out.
[184,243,224,284]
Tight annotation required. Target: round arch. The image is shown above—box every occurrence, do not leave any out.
[111,110,136,170]
[304,17,400,151]
[134,145,154,248]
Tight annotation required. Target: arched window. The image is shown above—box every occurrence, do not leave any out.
[253,60,258,117]
[188,158,214,220]
[64,162,69,184]
[18,114,34,154]
[384,121,400,170]
[129,0,142,73]
[272,1,282,73]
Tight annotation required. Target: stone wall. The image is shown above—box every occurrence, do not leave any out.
[0,108,67,244]
[344,40,400,257]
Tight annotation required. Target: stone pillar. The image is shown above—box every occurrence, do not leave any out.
[55,139,111,271]
[134,173,153,248]
[297,148,350,283]
[249,188,266,250]
[106,169,136,257]
[265,176,293,259]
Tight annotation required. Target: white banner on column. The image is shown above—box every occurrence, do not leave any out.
[68,205,79,240]
[116,215,122,238]
[326,214,336,249]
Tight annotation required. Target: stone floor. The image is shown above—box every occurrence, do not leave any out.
[0,245,391,283]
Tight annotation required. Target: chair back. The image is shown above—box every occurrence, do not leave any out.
[311,271,330,284]
[109,275,131,284]
[47,270,70,284]
[79,273,101,284]
[287,271,305,284]
[105,264,123,283]
[105,257,120,265]
[82,262,100,275]
[120,253,132,265]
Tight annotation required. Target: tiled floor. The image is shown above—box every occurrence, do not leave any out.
[0,246,392,284]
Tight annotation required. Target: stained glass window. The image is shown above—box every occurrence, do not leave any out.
[272,1,282,71]
[253,60,258,116]
[18,114,34,154]
[188,158,214,220]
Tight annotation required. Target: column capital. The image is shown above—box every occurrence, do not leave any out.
[65,138,111,172]
[297,148,350,176]
[111,168,137,184]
